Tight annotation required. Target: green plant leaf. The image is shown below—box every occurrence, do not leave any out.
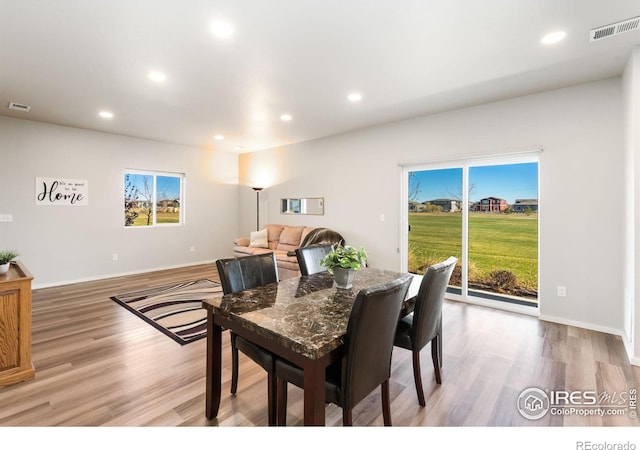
[320,243,367,272]
[0,250,19,265]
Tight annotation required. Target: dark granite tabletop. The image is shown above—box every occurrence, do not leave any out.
[202,267,420,360]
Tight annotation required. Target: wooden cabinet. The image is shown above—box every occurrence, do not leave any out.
[0,261,34,387]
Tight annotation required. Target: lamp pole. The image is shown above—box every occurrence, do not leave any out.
[252,187,263,231]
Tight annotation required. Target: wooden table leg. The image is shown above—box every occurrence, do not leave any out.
[303,360,326,426]
[205,311,222,420]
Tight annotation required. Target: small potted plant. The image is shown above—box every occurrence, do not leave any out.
[0,250,19,275]
[320,243,368,289]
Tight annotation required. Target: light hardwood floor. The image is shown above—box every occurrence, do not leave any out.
[0,263,638,427]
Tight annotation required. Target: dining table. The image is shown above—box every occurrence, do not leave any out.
[202,266,421,426]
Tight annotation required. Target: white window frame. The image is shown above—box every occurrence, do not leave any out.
[124,169,185,228]
[400,148,541,316]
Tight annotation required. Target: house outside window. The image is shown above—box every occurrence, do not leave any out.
[472,197,507,212]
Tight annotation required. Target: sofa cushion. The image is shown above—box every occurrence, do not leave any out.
[249,229,268,248]
[276,252,301,270]
[277,226,305,253]
[265,225,285,250]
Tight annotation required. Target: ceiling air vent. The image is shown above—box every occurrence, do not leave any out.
[590,16,640,42]
[8,101,31,112]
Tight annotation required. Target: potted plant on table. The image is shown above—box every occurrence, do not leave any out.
[320,243,368,289]
[0,250,19,275]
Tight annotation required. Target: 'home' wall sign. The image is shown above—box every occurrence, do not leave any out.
[35,177,88,206]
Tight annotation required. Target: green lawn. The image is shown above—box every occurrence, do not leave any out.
[408,212,538,291]
[156,210,180,224]
[128,208,180,226]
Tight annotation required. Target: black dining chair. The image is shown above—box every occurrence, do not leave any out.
[394,256,457,407]
[215,252,279,425]
[275,273,413,426]
[295,244,334,276]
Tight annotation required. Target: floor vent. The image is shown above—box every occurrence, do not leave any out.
[590,16,640,42]
[8,101,31,112]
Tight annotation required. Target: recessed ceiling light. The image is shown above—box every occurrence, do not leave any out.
[214,134,225,140]
[148,71,167,82]
[347,92,363,102]
[234,146,244,151]
[99,111,114,119]
[211,19,234,40]
[541,31,566,45]
[280,114,292,122]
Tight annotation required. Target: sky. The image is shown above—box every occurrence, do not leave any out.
[410,162,538,204]
[126,174,181,200]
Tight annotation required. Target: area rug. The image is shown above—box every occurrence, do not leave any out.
[110,279,222,345]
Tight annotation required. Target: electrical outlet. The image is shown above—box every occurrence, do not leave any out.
[112,253,118,261]
[190,246,195,252]
[0,214,13,222]
[557,286,567,297]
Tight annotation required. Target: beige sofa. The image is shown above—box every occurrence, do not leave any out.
[233,224,344,279]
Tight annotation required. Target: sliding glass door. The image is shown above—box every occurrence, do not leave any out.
[408,168,463,291]
[403,154,539,309]
[467,162,538,305]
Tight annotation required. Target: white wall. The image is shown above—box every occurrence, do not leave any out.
[239,78,625,335]
[623,47,640,364]
[0,117,239,288]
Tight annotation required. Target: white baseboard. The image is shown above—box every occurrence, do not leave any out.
[538,313,625,338]
[32,260,215,290]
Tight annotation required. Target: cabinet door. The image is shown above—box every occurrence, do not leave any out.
[0,289,20,370]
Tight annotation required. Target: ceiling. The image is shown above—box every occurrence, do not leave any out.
[2,0,640,153]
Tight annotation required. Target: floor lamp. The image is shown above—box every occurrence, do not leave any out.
[252,187,263,231]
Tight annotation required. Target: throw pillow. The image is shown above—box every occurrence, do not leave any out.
[249,229,268,248]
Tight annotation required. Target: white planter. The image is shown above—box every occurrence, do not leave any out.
[0,263,10,275]
[333,267,356,289]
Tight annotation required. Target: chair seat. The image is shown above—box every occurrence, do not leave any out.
[274,358,342,406]
[234,334,274,372]
[393,313,414,350]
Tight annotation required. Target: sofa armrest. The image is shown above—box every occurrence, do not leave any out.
[234,237,250,246]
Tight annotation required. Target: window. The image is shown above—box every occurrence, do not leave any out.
[404,152,539,311]
[124,170,184,227]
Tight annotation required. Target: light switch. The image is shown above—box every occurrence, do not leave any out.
[0,214,13,223]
